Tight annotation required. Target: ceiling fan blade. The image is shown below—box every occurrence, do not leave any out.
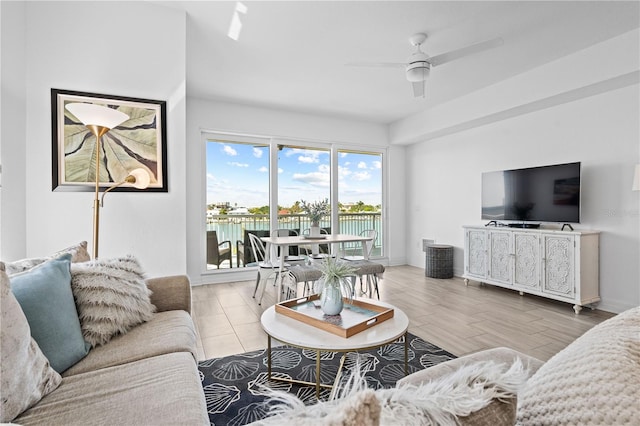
[345,62,405,68]
[428,37,503,67]
[412,81,425,98]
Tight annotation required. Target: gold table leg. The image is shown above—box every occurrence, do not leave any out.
[263,332,410,401]
[315,350,321,399]
[267,335,272,378]
[404,331,408,375]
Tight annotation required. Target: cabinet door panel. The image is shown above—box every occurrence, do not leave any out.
[489,231,512,285]
[466,230,487,278]
[514,233,540,289]
[543,235,575,297]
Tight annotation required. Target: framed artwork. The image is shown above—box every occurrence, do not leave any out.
[51,88,168,192]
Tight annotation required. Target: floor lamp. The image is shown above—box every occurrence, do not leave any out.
[65,103,151,259]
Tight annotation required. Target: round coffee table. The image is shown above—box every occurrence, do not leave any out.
[260,298,409,398]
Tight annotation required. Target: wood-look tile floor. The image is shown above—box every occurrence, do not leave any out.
[191,265,614,362]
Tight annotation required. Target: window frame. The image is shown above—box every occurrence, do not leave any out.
[201,131,387,274]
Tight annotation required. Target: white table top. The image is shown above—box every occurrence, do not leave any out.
[260,298,409,351]
[261,234,372,246]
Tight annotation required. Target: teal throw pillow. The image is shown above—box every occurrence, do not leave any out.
[10,254,90,373]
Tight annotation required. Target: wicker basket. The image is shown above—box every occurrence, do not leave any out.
[425,244,453,279]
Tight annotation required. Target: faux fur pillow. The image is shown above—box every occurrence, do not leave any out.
[256,359,528,426]
[70,255,156,347]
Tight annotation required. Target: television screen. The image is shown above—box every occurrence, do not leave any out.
[482,162,581,223]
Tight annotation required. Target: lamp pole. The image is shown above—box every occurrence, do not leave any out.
[65,103,131,260]
[85,124,111,259]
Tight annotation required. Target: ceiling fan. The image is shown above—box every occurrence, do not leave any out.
[348,33,503,98]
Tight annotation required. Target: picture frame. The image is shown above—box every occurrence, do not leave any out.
[51,88,168,192]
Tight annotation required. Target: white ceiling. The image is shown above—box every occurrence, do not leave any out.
[161,1,639,125]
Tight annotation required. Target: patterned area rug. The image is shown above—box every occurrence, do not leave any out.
[198,332,456,425]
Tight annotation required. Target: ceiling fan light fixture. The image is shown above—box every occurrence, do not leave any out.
[406,62,430,82]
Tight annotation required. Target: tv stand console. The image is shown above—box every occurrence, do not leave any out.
[462,226,600,314]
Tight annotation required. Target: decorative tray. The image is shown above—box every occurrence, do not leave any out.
[303,235,327,240]
[275,294,394,338]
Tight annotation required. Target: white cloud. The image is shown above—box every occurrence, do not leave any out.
[223,145,238,156]
[372,160,381,169]
[278,168,284,174]
[258,166,268,173]
[298,155,319,164]
[293,171,329,187]
[357,161,367,169]
[352,171,371,181]
[228,161,249,167]
[253,147,263,158]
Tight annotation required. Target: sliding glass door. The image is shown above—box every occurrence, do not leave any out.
[205,137,270,269]
[277,144,331,235]
[337,150,383,257]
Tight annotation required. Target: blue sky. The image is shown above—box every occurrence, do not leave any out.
[206,141,381,209]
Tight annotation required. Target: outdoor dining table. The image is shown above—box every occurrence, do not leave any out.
[260,233,374,302]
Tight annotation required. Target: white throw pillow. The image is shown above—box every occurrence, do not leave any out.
[517,306,640,425]
[0,265,62,422]
[70,255,156,347]
[4,241,90,275]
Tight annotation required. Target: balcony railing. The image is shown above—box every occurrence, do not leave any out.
[206,212,382,268]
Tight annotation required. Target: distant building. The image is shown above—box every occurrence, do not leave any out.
[229,207,250,215]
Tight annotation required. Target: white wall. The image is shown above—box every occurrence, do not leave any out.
[1,1,187,278]
[186,98,403,283]
[404,74,639,312]
[0,1,27,260]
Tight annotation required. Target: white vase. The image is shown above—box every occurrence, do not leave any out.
[320,282,343,315]
[310,223,321,237]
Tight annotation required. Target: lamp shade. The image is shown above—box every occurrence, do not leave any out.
[127,168,151,189]
[633,164,640,191]
[66,103,129,130]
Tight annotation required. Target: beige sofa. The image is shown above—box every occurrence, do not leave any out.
[12,275,209,425]
[254,305,639,425]
[398,305,640,425]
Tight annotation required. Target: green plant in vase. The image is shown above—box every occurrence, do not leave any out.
[314,257,356,315]
[300,198,329,236]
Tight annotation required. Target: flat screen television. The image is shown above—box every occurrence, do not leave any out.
[482,162,581,225]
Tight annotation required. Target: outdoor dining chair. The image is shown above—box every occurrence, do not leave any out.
[206,230,232,269]
[341,229,377,260]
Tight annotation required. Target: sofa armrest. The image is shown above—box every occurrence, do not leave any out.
[397,347,544,387]
[146,275,192,315]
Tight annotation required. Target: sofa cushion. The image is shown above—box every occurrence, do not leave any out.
[10,255,90,373]
[0,267,62,422]
[63,310,198,376]
[4,241,90,275]
[70,255,156,347]
[517,306,640,425]
[14,352,210,426]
